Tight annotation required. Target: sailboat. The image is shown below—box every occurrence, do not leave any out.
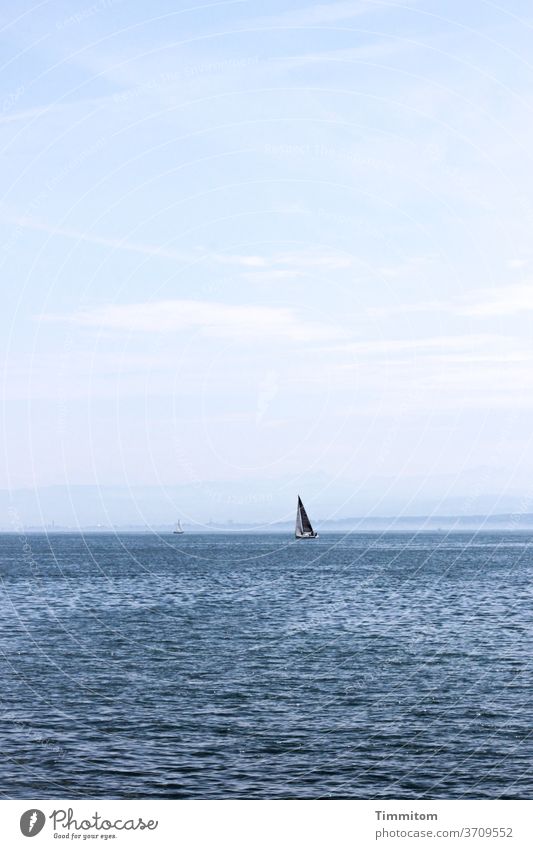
[173,520,184,535]
[295,496,318,539]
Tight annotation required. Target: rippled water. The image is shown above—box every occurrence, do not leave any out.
[0,532,531,799]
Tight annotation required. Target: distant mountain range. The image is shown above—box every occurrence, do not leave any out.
[1,482,532,532]
[3,514,533,532]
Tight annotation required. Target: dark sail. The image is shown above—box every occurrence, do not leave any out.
[296,496,317,537]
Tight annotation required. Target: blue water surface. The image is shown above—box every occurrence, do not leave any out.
[0,532,530,799]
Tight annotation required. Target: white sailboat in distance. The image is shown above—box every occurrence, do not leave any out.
[173,520,184,535]
[295,496,318,539]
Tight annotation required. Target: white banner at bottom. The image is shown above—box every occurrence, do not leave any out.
[1,799,531,849]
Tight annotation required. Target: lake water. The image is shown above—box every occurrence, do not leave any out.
[0,532,531,799]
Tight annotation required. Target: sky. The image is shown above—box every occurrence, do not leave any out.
[2,0,533,526]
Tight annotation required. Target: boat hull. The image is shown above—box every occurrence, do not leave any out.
[295,532,319,539]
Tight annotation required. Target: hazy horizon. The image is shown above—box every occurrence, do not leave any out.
[2,475,533,529]
[2,1,533,529]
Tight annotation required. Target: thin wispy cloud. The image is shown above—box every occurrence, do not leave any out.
[0,94,111,125]
[215,250,353,271]
[271,41,413,72]
[8,214,193,262]
[335,333,516,356]
[0,104,59,125]
[7,214,354,274]
[459,283,533,317]
[368,283,533,321]
[43,299,343,342]
[253,0,397,28]
[241,269,305,283]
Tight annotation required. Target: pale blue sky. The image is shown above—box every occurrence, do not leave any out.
[2,0,533,524]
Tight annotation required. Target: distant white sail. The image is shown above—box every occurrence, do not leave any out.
[173,520,184,534]
[295,496,318,539]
